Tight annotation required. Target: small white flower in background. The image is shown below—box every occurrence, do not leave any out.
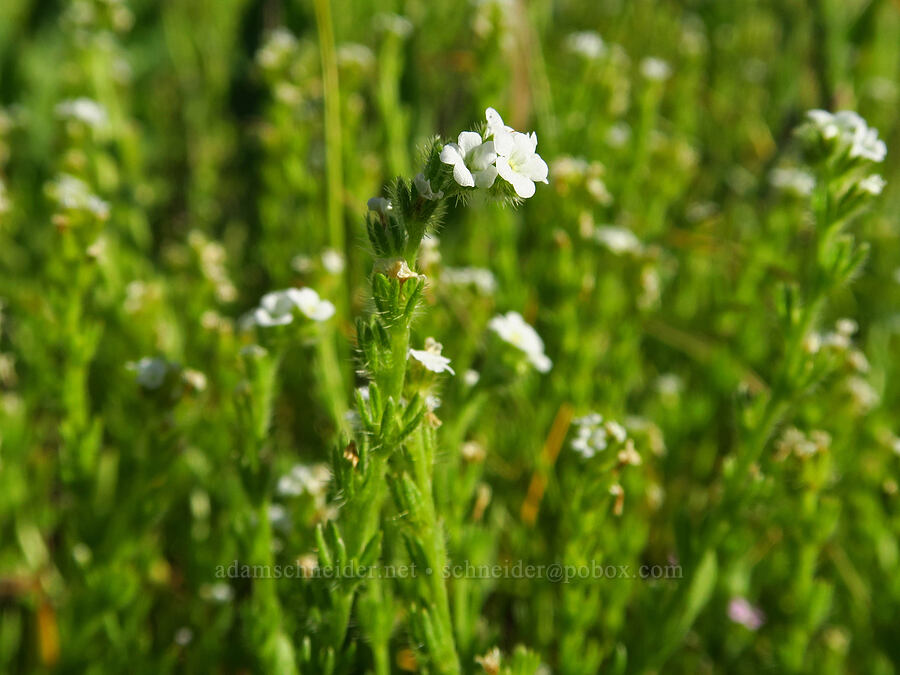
[127,357,171,389]
[441,266,497,294]
[618,440,642,466]
[859,174,886,195]
[570,413,607,458]
[414,172,444,200]
[291,254,313,273]
[769,167,815,196]
[256,28,298,69]
[47,174,110,219]
[420,235,441,267]
[374,12,413,38]
[336,43,374,70]
[321,248,345,274]
[594,225,642,255]
[606,420,627,443]
[367,196,393,217]
[182,369,207,392]
[493,127,549,198]
[200,582,234,603]
[488,311,552,373]
[640,57,671,81]
[253,290,297,327]
[565,31,606,60]
[606,123,632,148]
[174,627,193,647]
[409,337,455,374]
[425,394,442,410]
[835,318,858,337]
[464,369,480,387]
[277,463,331,499]
[440,131,498,188]
[55,98,109,129]
[251,287,334,326]
[293,287,335,321]
[727,597,765,631]
[268,504,290,528]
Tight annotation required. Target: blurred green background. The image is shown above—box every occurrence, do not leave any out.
[0,0,899,672]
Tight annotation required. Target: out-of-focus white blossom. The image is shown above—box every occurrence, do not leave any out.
[441,266,497,294]
[47,174,110,219]
[55,98,109,129]
[489,311,552,373]
[769,167,815,196]
[321,248,345,274]
[640,57,672,81]
[728,597,765,631]
[277,463,331,499]
[594,225,642,255]
[859,174,886,195]
[374,13,413,38]
[806,109,887,162]
[565,31,606,60]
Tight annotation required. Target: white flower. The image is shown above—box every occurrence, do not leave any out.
[292,287,335,321]
[441,266,497,294]
[127,357,170,389]
[277,463,330,498]
[367,196,393,217]
[859,174,886,195]
[807,110,886,162]
[374,13,413,38]
[605,420,627,443]
[55,98,109,128]
[485,107,515,139]
[414,172,444,200]
[640,57,671,81]
[572,422,607,458]
[256,28,298,69]
[464,369,480,387]
[489,311,552,373]
[565,31,606,60]
[769,168,815,196]
[321,248,345,274]
[336,43,374,69]
[594,226,642,255]
[440,131,498,188]
[254,290,298,326]
[47,174,110,219]
[409,337,455,374]
[494,130,549,199]
[251,287,334,327]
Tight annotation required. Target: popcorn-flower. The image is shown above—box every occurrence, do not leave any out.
[859,174,886,195]
[488,311,552,373]
[252,287,335,327]
[440,131,498,188]
[489,112,549,199]
[409,337,455,374]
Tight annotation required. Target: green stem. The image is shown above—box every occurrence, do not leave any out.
[313,0,345,262]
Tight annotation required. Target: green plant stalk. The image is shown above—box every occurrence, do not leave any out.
[314,327,350,435]
[406,424,460,675]
[313,0,345,267]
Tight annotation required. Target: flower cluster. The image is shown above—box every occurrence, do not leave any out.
[55,98,109,130]
[441,108,548,198]
[570,413,636,461]
[46,173,110,221]
[806,110,887,163]
[488,311,552,373]
[244,288,335,328]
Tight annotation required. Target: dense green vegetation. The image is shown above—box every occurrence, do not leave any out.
[0,0,898,673]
